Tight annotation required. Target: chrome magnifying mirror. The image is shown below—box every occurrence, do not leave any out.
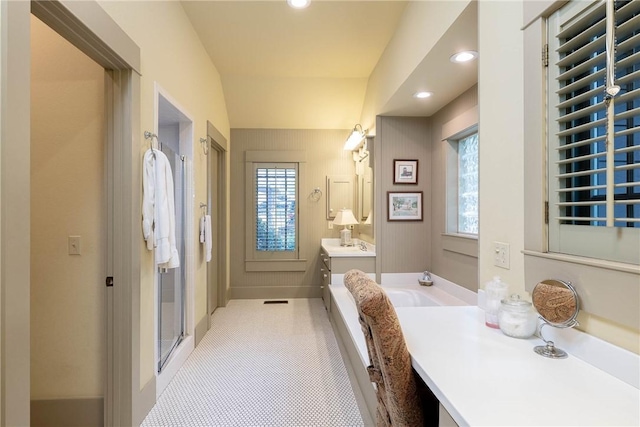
[531,279,580,359]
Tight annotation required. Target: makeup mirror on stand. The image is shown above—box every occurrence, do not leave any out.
[531,279,580,359]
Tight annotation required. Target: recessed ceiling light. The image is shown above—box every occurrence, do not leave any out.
[287,0,310,9]
[413,91,433,99]
[450,50,478,63]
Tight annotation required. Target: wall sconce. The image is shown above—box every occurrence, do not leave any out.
[344,124,367,151]
[333,208,359,246]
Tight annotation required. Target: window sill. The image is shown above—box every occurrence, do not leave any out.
[522,250,639,275]
[245,259,307,272]
[441,233,478,258]
[522,250,639,331]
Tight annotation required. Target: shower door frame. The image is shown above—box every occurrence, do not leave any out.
[153,85,196,397]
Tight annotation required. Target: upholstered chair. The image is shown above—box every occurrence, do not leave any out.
[344,269,438,427]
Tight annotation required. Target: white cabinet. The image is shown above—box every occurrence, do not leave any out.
[320,245,375,311]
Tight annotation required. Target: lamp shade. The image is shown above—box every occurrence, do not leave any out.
[333,209,359,226]
[344,124,366,151]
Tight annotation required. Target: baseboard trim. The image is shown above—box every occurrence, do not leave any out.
[31,397,103,427]
[133,376,157,427]
[229,286,322,300]
[195,314,208,347]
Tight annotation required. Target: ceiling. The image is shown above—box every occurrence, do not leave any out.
[181,0,477,129]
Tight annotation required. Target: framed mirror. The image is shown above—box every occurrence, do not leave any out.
[531,279,580,359]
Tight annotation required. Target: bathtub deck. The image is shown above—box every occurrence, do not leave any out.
[329,282,470,425]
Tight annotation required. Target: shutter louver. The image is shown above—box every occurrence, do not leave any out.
[255,166,297,252]
[613,0,640,226]
[553,0,639,228]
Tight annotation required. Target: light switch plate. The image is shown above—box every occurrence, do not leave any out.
[68,236,81,255]
[494,241,510,269]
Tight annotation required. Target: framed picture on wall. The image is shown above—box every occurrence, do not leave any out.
[393,159,418,184]
[387,191,423,221]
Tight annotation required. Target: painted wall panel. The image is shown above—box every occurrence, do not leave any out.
[376,117,431,274]
[230,129,354,294]
[429,85,479,292]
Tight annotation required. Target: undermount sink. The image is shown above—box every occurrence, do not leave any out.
[321,238,375,257]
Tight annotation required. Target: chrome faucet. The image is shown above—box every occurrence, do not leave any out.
[419,271,433,286]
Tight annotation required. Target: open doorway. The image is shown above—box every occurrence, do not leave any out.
[30,14,106,426]
[2,1,145,425]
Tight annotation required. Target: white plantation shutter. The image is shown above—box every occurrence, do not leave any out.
[254,163,298,256]
[549,0,639,264]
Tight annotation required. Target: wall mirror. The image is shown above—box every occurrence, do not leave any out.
[531,279,580,359]
[354,136,374,226]
[326,174,354,220]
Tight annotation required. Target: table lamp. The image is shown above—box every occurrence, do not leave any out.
[333,208,359,246]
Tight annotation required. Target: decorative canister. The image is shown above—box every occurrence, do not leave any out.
[484,276,509,328]
[498,294,538,338]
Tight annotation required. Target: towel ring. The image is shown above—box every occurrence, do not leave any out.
[309,187,322,202]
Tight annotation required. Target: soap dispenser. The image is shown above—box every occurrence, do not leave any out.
[484,276,509,328]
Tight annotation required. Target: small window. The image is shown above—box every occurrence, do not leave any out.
[255,164,297,254]
[457,133,479,235]
[447,130,479,236]
[244,150,307,271]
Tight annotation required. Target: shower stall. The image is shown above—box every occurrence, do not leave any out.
[155,90,194,380]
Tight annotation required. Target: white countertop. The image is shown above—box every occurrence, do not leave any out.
[321,238,375,257]
[396,306,640,426]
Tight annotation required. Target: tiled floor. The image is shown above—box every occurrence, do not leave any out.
[141,298,365,427]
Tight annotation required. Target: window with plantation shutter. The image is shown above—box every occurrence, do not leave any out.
[548,0,639,265]
[255,164,297,254]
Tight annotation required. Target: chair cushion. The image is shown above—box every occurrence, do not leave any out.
[344,269,424,426]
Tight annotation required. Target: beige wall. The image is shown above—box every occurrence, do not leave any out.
[230,129,354,296]
[30,16,105,398]
[360,0,472,131]
[97,0,231,386]
[429,85,479,291]
[375,116,432,274]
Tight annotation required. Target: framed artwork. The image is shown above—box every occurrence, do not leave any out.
[393,159,418,184]
[387,191,423,221]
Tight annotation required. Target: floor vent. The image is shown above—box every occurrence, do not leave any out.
[263,300,289,304]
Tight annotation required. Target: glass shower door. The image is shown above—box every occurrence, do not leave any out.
[158,143,186,372]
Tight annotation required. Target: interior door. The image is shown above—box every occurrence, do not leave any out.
[208,143,219,315]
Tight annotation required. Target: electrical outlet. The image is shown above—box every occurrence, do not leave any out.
[494,241,510,269]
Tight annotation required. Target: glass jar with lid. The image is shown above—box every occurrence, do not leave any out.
[498,295,538,338]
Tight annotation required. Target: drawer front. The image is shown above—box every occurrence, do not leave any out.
[321,266,330,287]
[320,248,331,271]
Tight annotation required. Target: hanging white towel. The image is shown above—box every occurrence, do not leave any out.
[142,148,180,269]
[201,214,212,263]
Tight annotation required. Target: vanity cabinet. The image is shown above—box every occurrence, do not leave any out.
[320,246,375,311]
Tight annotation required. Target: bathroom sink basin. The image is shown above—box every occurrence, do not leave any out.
[321,242,375,257]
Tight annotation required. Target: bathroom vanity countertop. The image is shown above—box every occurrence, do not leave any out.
[321,238,375,257]
[396,306,640,426]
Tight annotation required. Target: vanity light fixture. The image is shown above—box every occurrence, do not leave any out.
[413,91,433,99]
[450,50,478,63]
[287,0,310,9]
[333,208,359,246]
[344,124,367,151]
